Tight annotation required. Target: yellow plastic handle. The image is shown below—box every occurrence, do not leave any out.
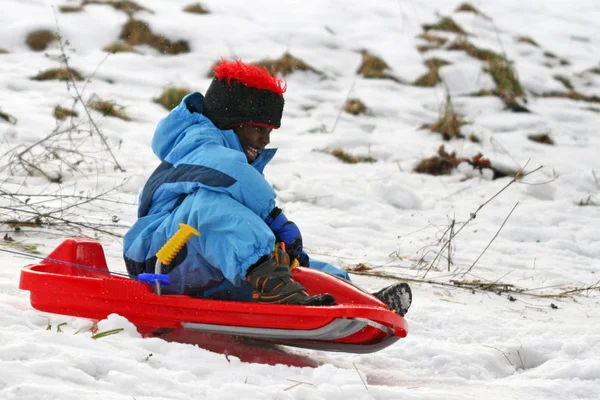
[155,223,200,265]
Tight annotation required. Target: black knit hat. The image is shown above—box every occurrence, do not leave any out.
[203,60,286,130]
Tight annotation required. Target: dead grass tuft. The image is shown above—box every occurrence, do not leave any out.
[26,30,55,51]
[468,133,480,143]
[528,133,554,145]
[543,51,570,67]
[31,67,84,81]
[103,41,137,53]
[120,18,190,55]
[486,56,528,111]
[416,33,448,52]
[356,50,401,82]
[414,145,497,177]
[455,2,490,19]
[82,0,150,15]
[515,36,539,47]
[414,58,450,87]
[53,105,78,120]
[183,2,210,14]
[154,87,189,110]
[253,52,321,76]
[423,95,465,140]
[88,97,131,121]
[578,196,596,206]
[423,17,466,35]
[0,108,17,124]
[447,37,499,61]
[541,91,600,103]
[59,5,83,12]
[325,148,376,164]
[554,75,573,90]
[344,98,367,115]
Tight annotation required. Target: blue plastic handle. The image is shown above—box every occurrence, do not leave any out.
[137,273,171,285]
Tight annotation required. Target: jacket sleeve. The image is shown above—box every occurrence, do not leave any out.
[163,127,276,221]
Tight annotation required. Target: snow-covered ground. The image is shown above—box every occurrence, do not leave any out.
[1,0,599,399]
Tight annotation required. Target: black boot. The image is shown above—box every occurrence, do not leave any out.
[247,247,336,306]
[372,282,412,316]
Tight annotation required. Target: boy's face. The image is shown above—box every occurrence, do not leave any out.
[233,124,272,163]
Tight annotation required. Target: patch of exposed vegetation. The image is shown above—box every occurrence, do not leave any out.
[253,52,321,77]
[183,2,209,14]
[554,75,573,90]
[455,2,490,19]
[120,18,189,55]
[356,50,401,82]
[414,145,508,179]
[587,66,600,75]
[0,108,17,124]
[31,67,84,81]
[578,196,596,206]
[416,33,448,53]
[541,91,600,103]
[447,37,499,61]
[26,30,55,51]
[81,0,151,15]
[103,41,137,53]
[59,5,83,12]
[323,148,376,164]
[154,87,189,110]
[53,105,79,120]
[468,133,480,143]
[543,51,570,67]
[528,133,554,145]
[0,48,8,54]
[516,36,539,47]
[422,95,465,140]
[486,56,528,112]
[344,98,367,115]
[414,58,450,87]
[88,97,131,121]
[422,17,466,35]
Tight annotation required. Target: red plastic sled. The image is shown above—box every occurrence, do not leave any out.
[19,238,407,353]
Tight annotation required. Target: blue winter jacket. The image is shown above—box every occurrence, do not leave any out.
[123,92,349,297]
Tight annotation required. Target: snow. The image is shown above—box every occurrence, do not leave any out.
[1,0,600,399]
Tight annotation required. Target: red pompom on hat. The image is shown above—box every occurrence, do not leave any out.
[204,60,286,130]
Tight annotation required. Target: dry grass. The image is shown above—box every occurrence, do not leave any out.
[83,0,149,15]
[468,133,480,143]
[447,37,499,61]
[416,33,448,52]
[103,41,137,53]
[414,58,450,87]
[414,145,496,177]
[183,3,210,14]
[515,36,539,47]
[455,2,490,19]
[543,51,570,67]
[344,98,367,115]
[578,196,596,206]
[588,66,600,75]
[53,105,79,120]
[0,48,8,54]
[528,133,554,145]
[31,67,84,81]
[0,108,17,124]
[325,148,376,164]
[422,17,466,35]
[154,87,189,110]
[59,5,83,12]
[88,97,131,121]
[356,50,401,82]
[423,95,465,140]
[541,91,600,103]
[554,75,574,90]
[26,30,55,51]
[120,18,190,55]
[253,52,321,76]
[486,56,528,111]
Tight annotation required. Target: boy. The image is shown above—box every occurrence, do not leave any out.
[124,60,411,314]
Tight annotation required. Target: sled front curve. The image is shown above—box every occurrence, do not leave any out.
[19,238,408,353]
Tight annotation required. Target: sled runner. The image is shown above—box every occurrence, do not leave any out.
[19,237,408,354]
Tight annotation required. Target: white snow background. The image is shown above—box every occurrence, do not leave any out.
[1,0,600,399]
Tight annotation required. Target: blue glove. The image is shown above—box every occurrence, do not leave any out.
[265,207,310,266]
